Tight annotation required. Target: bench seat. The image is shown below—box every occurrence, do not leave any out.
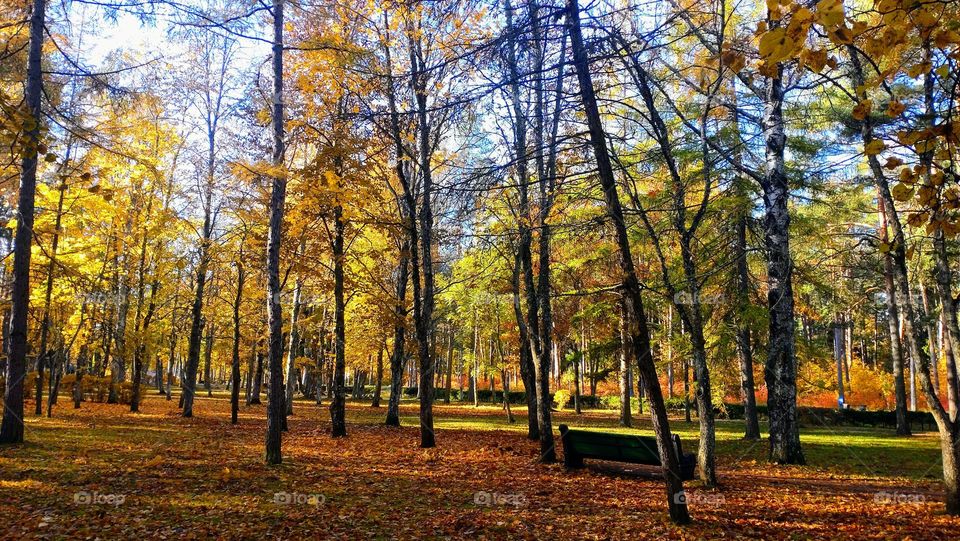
[558,424,696,481]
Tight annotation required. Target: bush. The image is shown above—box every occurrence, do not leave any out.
[553,389,570,410]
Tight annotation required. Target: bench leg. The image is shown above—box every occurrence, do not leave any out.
[559,425,584,469]
[564,450,584,469]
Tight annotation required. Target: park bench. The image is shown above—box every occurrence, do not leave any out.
[558,424,697,480]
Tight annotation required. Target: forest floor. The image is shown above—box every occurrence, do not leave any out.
[1,392,957,540]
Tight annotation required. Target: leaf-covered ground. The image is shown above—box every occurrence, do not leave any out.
[1,393,957,539]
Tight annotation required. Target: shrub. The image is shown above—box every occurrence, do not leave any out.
[553,389,571,410]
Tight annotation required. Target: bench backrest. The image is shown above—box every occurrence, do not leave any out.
[559,425,682,465]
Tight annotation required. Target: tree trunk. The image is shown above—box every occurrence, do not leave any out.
[850,46,912,435]
[264,0,286,465]
[73,346,87,409]
[231,261,245,424]
[566,0,689,522]
[35,180,66,416]
[203,323,214,398]
[251,345,264,405]
[285,274,303,415]
[329,204,347,438]
[1,0,46,443]
[834,317,846,408]
[372,341,385,408]
[444,328,454,404]
[408,27,437,449]
[619,303,632,427]
[513,255,539,440]
[731,148,760,439]
[385,243,409,426]
[759,24,803,464]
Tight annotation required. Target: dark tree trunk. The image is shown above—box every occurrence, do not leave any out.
[848,48,911,435]
[566,0,689,522]
[131,276,158,413]
[444,328,453,404]
[619,303,632,427]
[512,254,540,440]
[730,114,760,439]
[181,252,209,416]
[36,180,66,416]
[505,0,554,462]
[203,323,214,398]
[251,344,264,405]
[372,341,385,408]
[1,0,46,444]
[385,244,409,426]
[73,345,87,409]
[407,24,436,449]
[382,15,413,428]
[330,205,347,438]
[285,273,303,416]
[231,261,245,424]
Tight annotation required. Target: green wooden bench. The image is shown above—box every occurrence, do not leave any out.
[558,424,696,480]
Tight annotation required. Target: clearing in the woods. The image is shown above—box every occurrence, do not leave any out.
[1,395,955,540]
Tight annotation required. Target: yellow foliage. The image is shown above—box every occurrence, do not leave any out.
[891,182,914,202]
[852,99,872,121]
[815,0,845,28]
[758,28,796,64]
[885,100,906,117]
[864,139,885,155]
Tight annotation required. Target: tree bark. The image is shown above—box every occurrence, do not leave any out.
[1,0,46,444]
[329,204,347,438]
[444,328,453,404]
[264,0,286,464]
[619,303,632,427]
[759,32,803,464]
[35,179,66,415]
[372,341,385,408]
[385,242,409,426]
[285,272,303,415]
[231,260,245,424]
[566,0,689,522]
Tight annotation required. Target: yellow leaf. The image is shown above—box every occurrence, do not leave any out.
[864,140,885,156]
[899,168,915,184]
[913,9,937,29]
[721,50,746,73]
[801,48,827,73]
[907,62,931,78]
[816,0,845,27]
[766,0,782,20]
[918,185,937,206]
[852,99,872,121]
[758,28,796,64]
[934,30,960,48]
[827,25,854,45]
[886,100,906,117]
[891,183,914,202]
